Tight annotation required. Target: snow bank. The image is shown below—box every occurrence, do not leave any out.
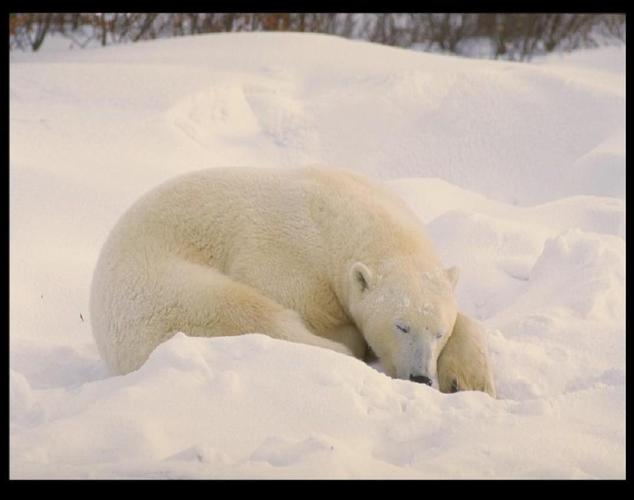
[10,333,624,479]
[10,33,625,478]
[10,32,625,205]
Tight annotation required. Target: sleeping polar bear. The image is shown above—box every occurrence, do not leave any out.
[90,166,494,394]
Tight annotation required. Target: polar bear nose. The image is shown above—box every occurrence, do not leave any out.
[409,374,433,386]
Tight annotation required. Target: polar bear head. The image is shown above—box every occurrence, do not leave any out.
[346,258,459,387]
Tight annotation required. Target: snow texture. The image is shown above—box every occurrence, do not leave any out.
[10,33,625,479]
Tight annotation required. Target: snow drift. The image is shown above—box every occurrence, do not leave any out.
[9,33,625,479]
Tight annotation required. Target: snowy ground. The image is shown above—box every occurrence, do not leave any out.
[10,33,625,479]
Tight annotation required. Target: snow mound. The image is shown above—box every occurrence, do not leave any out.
[10,32,624,205]
[10,333,624,479]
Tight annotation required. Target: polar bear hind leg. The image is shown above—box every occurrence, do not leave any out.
[102,257,355,375]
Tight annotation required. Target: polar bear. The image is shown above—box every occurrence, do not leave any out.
[438,313,496,397]
[90,167,460,385]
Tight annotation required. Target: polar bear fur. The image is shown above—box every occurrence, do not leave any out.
[438,313,496,397]
[90,167,460,384]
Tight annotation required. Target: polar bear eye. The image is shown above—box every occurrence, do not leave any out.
[395,322,410,334]
[435,331,443,339]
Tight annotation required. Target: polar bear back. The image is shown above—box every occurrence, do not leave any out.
[101,166,438,274]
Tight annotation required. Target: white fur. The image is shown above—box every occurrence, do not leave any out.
[437,313,496,397]
[90,167,459,378]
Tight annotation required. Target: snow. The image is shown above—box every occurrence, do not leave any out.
[9,33,625,479]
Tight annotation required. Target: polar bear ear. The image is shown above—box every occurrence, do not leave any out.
[445,266,459,290]
[350,262,374,293]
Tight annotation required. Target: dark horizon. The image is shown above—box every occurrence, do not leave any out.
[9,13,626,61]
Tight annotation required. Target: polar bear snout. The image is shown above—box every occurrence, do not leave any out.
[409,374,433,386]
